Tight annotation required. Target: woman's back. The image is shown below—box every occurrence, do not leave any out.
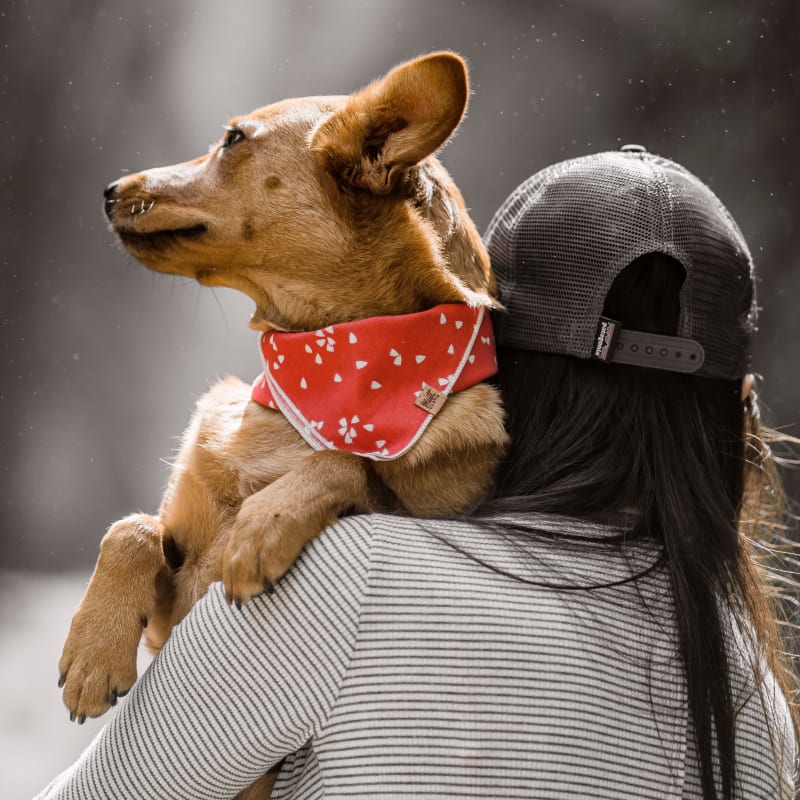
[277,515,794,798]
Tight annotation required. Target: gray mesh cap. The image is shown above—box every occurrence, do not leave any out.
[484,146,757,379]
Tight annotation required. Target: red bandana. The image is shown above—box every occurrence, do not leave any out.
[251,303,497,461]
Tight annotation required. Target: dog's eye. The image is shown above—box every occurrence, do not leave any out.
[222,127,246,149]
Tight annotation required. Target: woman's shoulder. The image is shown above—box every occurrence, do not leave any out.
[312,510,666,605]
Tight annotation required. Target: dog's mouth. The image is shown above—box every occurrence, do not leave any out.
[116,224,208,252]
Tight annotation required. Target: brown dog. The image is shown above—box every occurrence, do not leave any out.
[58,53,507,752]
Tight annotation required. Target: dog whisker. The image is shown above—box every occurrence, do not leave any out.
[210,288,231,335]
[193,283,202,321]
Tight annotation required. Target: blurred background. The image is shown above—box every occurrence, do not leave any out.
[1,0,798,796]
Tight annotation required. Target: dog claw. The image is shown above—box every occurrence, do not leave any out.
[234,598,242,611]
[58,672,66,688]
[109,689,118,706]
[77,714,86,725]
[263,579,275,596]
[140,614,148,628]
[69,711,76,723]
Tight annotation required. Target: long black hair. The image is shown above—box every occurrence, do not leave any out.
[475,252,798,799]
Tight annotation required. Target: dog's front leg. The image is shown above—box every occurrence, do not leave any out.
[58,513,168,721]
[222,450,394,604]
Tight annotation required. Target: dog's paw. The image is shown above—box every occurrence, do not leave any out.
[221,493,313,606]
[58,605,145,722]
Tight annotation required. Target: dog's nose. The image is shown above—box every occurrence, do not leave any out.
[103,180,120,218]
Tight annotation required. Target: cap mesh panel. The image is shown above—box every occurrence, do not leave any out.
[485,151,756,379]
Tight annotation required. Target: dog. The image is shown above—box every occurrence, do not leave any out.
[57,54,508,791]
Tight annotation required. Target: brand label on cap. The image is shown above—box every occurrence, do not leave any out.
[593,316,621,362]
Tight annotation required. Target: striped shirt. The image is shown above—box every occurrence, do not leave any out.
[36,513,797,799]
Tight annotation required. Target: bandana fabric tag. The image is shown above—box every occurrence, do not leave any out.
[251,304,497,461]
[414,383,447,415]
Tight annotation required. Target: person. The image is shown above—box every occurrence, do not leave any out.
[36,146,798,799]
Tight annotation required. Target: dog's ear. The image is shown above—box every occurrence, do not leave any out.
[312,52,468,194]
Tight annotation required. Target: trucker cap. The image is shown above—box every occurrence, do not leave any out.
[484,145,757,379]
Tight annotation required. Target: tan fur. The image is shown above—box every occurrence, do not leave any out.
[58,55,508,791]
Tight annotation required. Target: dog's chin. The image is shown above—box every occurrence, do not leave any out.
[115,224,208,258]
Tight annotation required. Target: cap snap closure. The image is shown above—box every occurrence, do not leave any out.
[621,143,647,153]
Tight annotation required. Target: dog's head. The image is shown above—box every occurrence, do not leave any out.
[105,52,496,332]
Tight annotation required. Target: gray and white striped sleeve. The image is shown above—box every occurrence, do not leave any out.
[35,516,373,800]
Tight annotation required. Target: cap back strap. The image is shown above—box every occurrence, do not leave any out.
[593,317,705,373]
